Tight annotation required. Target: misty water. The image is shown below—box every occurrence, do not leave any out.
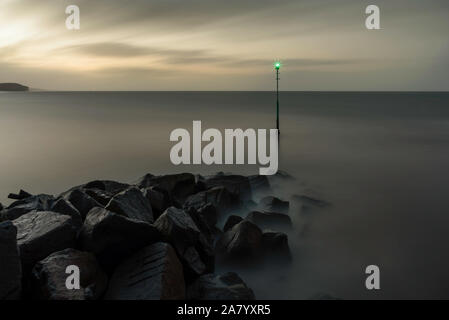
[1,91,449,299]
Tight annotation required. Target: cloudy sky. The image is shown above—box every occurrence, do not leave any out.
[0,0,448,90]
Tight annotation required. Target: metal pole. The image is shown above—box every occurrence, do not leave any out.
[276,68,280,132]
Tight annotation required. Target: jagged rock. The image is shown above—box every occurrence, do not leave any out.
[204,174,252,202]
[84,189,113,206]
[14,211,80,269]
[248,175,271,194]
[135,173,155,188]
[184,186,234,217]
[0,202,3,211]
[0,221,22,300]
[105,187,153,224]
[8,189,32,200]
[51,198,83,227]
[142,186,170,219]
[62,189,101,220]
[187,272,255,300]
[245,211,292,230]
[259,196,289,214]
[105,242,185,300]
[139,173,196,207]
[153,207,214,280]
[1,194,54,221]
[262,231,291,261]
[31,248,107,300]
[291,194,330,210]
[84,180,129,195]
[80,207,161,269]
[223,215,243,232]
[216,220,263,261]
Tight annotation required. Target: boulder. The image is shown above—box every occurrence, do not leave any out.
[187,272,255,300]
[142,187,170,218]
[262,231,291,261]
[139,173,196,207]
[14,211,80,269]
[8,189,32,200]
[79,207,161,269]
[62,189,101,220]
[105,242,185,300]
[184,186,234,217]
[84,188,113,206]
[50,198,83,227]
[154,207,214,280]
[204,174,252,202]
[0,221,22,299]
[31,248,108,300]
[259,196,289,214]
[1,194,54,221]
[84,180,129,195]
[216,220,263,261]
[105,187,154,224]
[248,175,271,194]
[135,173,155,188]
[245,211,292,230]
[223,215,243,232]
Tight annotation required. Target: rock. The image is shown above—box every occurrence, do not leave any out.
[51,198,83,227]
[216,220,263,261]
[105,187,154,224]
[259,196,289,214]
[248,175,271,194]
[84,180,129,195]
[245,211,292,230]
[135,173,155,188]
[84,188,113,206]
[80,207,161,269]
[1,194,54,221]
[204,174,252,202]
[223,215,243,232]
[262,231,291,261]
[105,242,185,300]
[62,189,101,220]
[0,221,22,299]
[154,207,214,280]
[31,248,107,300]
[187,272,255,300]
[291,194,330,210]
[8,189,32,200]
[184,186,234,217]
[14,211,80,269]
[142,187,170,219]
[0,202,3,211]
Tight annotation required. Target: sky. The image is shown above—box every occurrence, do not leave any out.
[0,0,448,91]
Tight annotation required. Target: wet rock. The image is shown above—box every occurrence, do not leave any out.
[142,186,170,219]
[80,207,161,269]
[50,198,83,227]
[84,189,113,206]
[105,187,154,224]
[216,220,263,261]
[62,189,101,220]
[8,189,32,200]
[204,174,252,202]
[223,215,243,232]
[259,196,289,214]
[262,231,291,261]
[245,211,292,230]
[248,175,271,194]
[184,186,234,217]
[154,207,214,280]
[139,173,196,207]
[14,211,80,269]
[0,221,22,300]
[105,242,185,300]
[187,272,255,300]
[1,194,54,221]
[31,248,107,300]
[84,180,129,195]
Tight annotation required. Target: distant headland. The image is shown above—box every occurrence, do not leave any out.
[0,83,29,92]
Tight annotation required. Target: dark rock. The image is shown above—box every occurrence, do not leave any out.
[259,196,289,214]
[0,221,22,300]
[139,173,196,207]
[0,202,3,211]
[184,186,234,217]
[223,215,243,232]
[248,175,271,194]
[262,231,291,261]
[105,242,185,300]
[245,211,292,230]
[84,188,113,206]
[204,174,252,202]
[80,207,161,269]
[216,220,263,261]
[2,194,54,221]
[154,207,214,280]
[62,189,101,220]
[8,189,32,200]
[187,272,255,300]
[84,180,129,195]
[14,211,80,269]
[105,187,154,224]
[51,198,83,227]
[31,248,107,300]
[142,186,170,218]
[135,173,155,188]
